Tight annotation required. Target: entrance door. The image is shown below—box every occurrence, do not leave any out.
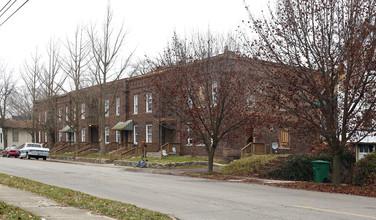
[90,126,99,142]
[161,127,174,145]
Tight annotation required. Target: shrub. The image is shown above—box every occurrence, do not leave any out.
[218,155,279,176]
[263,153,333,181]
[353,152,376,186]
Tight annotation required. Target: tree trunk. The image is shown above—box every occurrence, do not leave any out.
[3,128,7,148]
[207,146,216,173]
[100,124,106,155]
[332,152,342,185]
[48,132,54,149]
[74,131,79,160]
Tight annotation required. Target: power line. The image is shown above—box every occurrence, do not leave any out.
[0,0,18,19]
[0,0,12,14]
[0,0,29,28]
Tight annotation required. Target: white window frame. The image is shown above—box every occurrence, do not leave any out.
[81,128,85,142]
[247,94,255,108]
[134,95,138,115]
[105,127,110,144]
[38,131,41,143]
[212,82,218,106]
[44,132,48,142]
[188,97,193,109]
[133,125,138,144]
[44,111,47,123]
[59,131,62,142]
[81,103,85,119]
[74,106,77,120]
[116,130,120,143]
[58,108,62,121]
[146,124,152,143]
[105,99,110,117]
[65,106,69,121]
[146,93,152,113]
[187,127,193,145]
[116,98,120,116]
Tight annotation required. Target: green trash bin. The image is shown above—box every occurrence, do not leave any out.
[311,160,331,183]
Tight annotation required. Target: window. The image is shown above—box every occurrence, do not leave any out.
[0,133,2,143]
[58,108,62,121]
[359,145,373,153]
[361,104,372,129]
[133,125,138,144]
[65,107,69,121]
[187,127,193,145]
[45,132,48,142]
[279,129,290,149]
[66,132,70,142]
[134,95,138,114]
[38,113,41,122]
[105,99,109,117]
[212,82,218,106]
[247,94,255,108]
[116,98,120,116]
[146,124,152,143]
[38,131,41,143]
[81,103,85,119]
[146,94,152,112]
[12,129,19,142]
[73,106,76,120]
[81,128,85,142]
[59,131,62,142]
[188,97,193,109]
[105,127,109,144]
[116,130,120,143]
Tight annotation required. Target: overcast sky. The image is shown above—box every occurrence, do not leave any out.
[0,0,270,80]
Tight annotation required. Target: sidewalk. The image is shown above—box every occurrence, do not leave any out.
[0,184,114,220]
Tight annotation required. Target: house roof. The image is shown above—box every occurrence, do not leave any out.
[112,120,133,131]
[3,119,32,129]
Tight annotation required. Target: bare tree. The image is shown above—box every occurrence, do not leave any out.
[0,64,15,147]
[87,6,133,155]
[153,32,260,172]
[245,0,376,184]
[16,50,43,142]
[61,25,90,158]
[38,40,66,149]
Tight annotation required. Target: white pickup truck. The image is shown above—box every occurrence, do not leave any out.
[19,143,49,160]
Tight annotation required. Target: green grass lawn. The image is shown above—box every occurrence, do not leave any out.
[54,153,228,164]
[55,153,109,159]
[218,155,281,176]
[0,201,41,220]
[123,155,227,164]
[0,173,170,220]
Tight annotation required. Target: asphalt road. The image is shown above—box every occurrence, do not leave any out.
[0,157,375,220]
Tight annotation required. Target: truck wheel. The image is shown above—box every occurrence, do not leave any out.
[43,157,46,161]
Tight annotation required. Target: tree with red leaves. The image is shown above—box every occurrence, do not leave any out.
[152,32,260,172]
[245,0,376,185]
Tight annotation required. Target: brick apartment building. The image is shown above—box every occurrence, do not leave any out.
[35,53,311,160]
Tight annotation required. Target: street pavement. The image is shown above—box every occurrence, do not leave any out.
[0,157,375,220]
